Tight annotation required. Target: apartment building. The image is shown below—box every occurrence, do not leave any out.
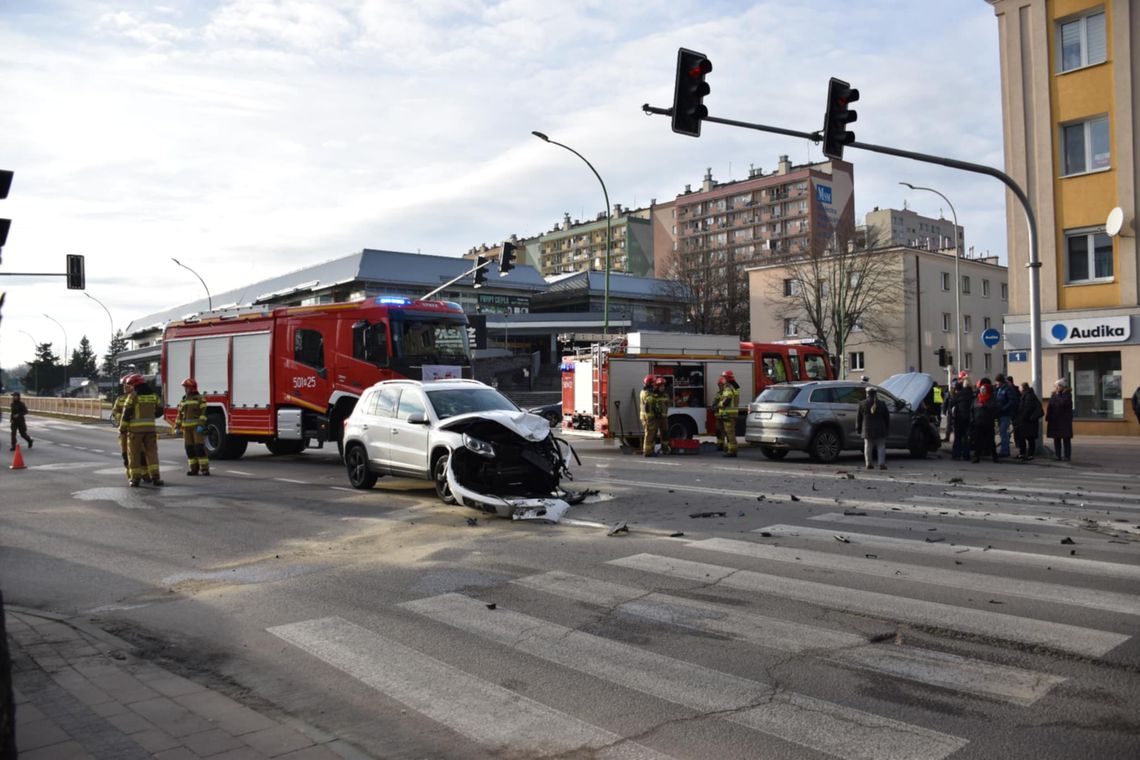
[651,157,855,336]
[988,0,1139,433]
[748,245,1009,383]
[863,206,965,252]
[534,206,654,277]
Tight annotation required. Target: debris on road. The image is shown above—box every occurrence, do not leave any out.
[486,603,497,610]
[607,521,629,536]
[466,517,479,527]
[925,537,946,543]
[843,510,867,516]
[758,531,773,537]
[949,477,964,484]
[834,534,850,543]
[1060,537,1076,545]
[865,554,878,559]
[790,494,801,502]
[690,511,727,519]
[669,531,685,538]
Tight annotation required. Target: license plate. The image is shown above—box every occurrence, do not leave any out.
[759,412,772,420]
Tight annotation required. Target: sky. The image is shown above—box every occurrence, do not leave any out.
[0,0,1007,371]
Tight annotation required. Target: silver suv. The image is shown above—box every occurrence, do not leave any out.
[744,372,940,463]
[342,379,575,515]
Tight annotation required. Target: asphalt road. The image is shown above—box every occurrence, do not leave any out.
[3,418,1139,759]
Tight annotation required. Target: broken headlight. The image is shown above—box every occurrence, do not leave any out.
[462,433,496,459]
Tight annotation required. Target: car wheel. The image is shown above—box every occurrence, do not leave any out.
[908,431,928,459]
[760,446,788,460]
[809,428,842,463]
[433,453,457,505]
[344,445,377,489]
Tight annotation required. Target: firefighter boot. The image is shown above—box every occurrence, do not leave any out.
[187,466,199,476]
[129,479,140,487]
[152,478,165,487]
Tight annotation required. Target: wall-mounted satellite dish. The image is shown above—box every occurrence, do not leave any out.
[1105,206,1130,237]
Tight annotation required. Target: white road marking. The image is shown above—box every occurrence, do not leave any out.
[609,554,1130,658]
[939,490,1140,512]
[29,462,105,471]
[226,470,253,476]
[514,571,1063,705]
[401,593,968,760]
[274,478,310,484]
[329,486,357,492]
[690,537,1140,616]
[267,617,674,760]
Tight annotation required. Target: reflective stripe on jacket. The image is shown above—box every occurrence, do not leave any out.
[111,395,128,427]
[716,385,739,419]
[121,393,160,432]
[176,393,207,429]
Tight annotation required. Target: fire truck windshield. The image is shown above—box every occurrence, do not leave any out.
[390,312,471,366]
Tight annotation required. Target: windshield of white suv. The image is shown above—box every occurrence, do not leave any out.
[425,388,519,419]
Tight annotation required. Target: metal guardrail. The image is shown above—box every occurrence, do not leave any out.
[0,395,104,420]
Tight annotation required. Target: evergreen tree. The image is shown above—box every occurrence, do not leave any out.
[101,330,129,379]
[69,335,99,380]
[27,343,64,394]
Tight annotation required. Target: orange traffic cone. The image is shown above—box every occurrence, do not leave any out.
[10,443,27,470]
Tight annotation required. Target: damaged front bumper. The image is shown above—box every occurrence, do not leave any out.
[445,433,579,522]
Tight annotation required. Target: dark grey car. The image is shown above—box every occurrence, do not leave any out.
[744,373,941,463]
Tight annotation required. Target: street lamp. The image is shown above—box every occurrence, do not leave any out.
[84,292,115,345]
[171,257,213,311]
[900,182,961,385]
[18,329,38,391]
[532,131,612,334]
[44,313,69,387]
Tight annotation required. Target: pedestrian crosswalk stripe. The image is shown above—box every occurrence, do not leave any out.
[609,554,1129,657]
[939,489,1140,512]
[754,524,1140,582]
[857,498,1135,535]
[267,616,674,760]
[691,537,1140,616]
[401,593,969,760]
[514,571,1064,706]
[807,513,1139,554]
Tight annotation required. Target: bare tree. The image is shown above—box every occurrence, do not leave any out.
[657,248,749,337]
[768,237,907,377]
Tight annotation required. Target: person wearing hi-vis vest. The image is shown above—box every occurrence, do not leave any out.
[120,374,165,487]
[175,378,210,476]
[715,370,740,457]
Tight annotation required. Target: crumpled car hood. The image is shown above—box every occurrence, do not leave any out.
[438,410,552,441]
[879,372,937,411]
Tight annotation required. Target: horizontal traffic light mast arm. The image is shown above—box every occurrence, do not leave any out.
[644,104,818,142]
[421,258,492,301]
[0,271,70,277]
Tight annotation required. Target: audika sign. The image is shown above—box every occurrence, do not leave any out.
[1043,315,1131,346]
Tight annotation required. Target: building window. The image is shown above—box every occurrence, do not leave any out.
[964,352,973,371]
[1001,283,1008,300]
[961,275,971,294]
[784,318,798,337]
[963,315,972,333]
[942,312,951,332]
[1065,228,1114,283]
[1061,116,1110,176]
[984,354,992,372]
[849,352,865,372]
[783,278,799,297]
[940,272,950,291]
[1057,10,1106,73]
[984,317,992,331]
[1062,351,1122,419]
[982,279,990,297]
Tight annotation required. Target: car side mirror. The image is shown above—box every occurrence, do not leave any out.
[407,412,428,425]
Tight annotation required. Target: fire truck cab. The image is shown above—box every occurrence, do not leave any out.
[162,297,471,460]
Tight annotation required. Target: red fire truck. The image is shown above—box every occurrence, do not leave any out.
[161,297,471,459]
[562,332,832,441]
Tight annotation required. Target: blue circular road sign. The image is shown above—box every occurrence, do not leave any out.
[982,327,1001,348]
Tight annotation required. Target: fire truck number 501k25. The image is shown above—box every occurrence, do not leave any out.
[161,297,472,460]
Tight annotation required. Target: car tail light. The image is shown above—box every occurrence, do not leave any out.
[781,408,808,418]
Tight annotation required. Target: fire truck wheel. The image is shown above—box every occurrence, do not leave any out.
[667,416,697,440]
[432,453,457,505]
[344,444,378,489]
[205,414,248,460]
[266,440,306,456]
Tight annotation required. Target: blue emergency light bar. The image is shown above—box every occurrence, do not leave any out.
[376,296,412,305]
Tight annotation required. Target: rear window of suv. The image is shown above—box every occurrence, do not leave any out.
[757,387,801,404]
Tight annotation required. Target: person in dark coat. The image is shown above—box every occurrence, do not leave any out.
[970,378,998,463]
[856,387,892,470]
[994,373,1019,457]
[951,377,974,461]
[1014,382,1043,460]
[1046,378,1074,461]
[9,392,33,451]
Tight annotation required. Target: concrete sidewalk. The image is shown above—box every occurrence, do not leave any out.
[5,607,370,760]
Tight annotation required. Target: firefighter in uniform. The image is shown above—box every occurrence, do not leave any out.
[715,370,740,457]
[639,375,657,456]
[120,374,164,487]
[652,376,672,455]
[111,376,151,482]
[175,378,210,476]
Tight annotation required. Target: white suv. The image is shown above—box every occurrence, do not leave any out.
[342,379,575,516]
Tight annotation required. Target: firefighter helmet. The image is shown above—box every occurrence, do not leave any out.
[181,378,198,391]
[717,376,726,387]
[721,370,736,382]
[124,374,145,386]
[653,376,667,388]
[643,374,656,386]
[119,375,132,385]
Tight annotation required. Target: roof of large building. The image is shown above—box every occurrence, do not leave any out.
[126,249,548,336]
[536,270,682,300]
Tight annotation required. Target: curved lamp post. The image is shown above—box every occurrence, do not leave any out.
[171,257,213,311]
[84,292,115,343]
[900,182,961,384]
[532,131,612,334]
[43,313,69,387]
[18,329,39,390]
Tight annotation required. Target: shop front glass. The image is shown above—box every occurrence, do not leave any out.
[1062,351,1122,419]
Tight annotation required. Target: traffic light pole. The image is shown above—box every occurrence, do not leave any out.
[422,259,492,301]
[642,104,1044,398]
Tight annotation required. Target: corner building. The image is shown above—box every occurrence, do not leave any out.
[989,0,1140,433]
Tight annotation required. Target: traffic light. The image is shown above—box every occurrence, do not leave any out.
[66,253,85,290]
[821,77,859,160]
[936,346,948,367]
[473,255,488,288]
[1,169,12,263]
[499,241,517,275]
[671,48,712,138]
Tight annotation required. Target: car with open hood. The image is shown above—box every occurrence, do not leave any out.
[342,379,579,519]
[744,372,941,463]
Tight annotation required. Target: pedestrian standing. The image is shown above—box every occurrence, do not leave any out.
[856,387,890,470]
[9,392,33,451]
[120,374,165,486]
[951,374,974,461]
[175,378,210,476]
[970,377,998,463]
[1131,385,1140,426]
[715,370,740,457]
[1014,382,1043,460]
[994,373,1019,457]
[1046,378,1074,461]
[943,383,955,442]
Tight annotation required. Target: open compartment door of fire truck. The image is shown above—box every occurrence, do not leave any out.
[608,359,651,438]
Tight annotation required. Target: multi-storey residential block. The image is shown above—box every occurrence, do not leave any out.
[988,0,1138,434]
[863,206,966,252]
[652,157,855,337]
[534,206,653,277]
